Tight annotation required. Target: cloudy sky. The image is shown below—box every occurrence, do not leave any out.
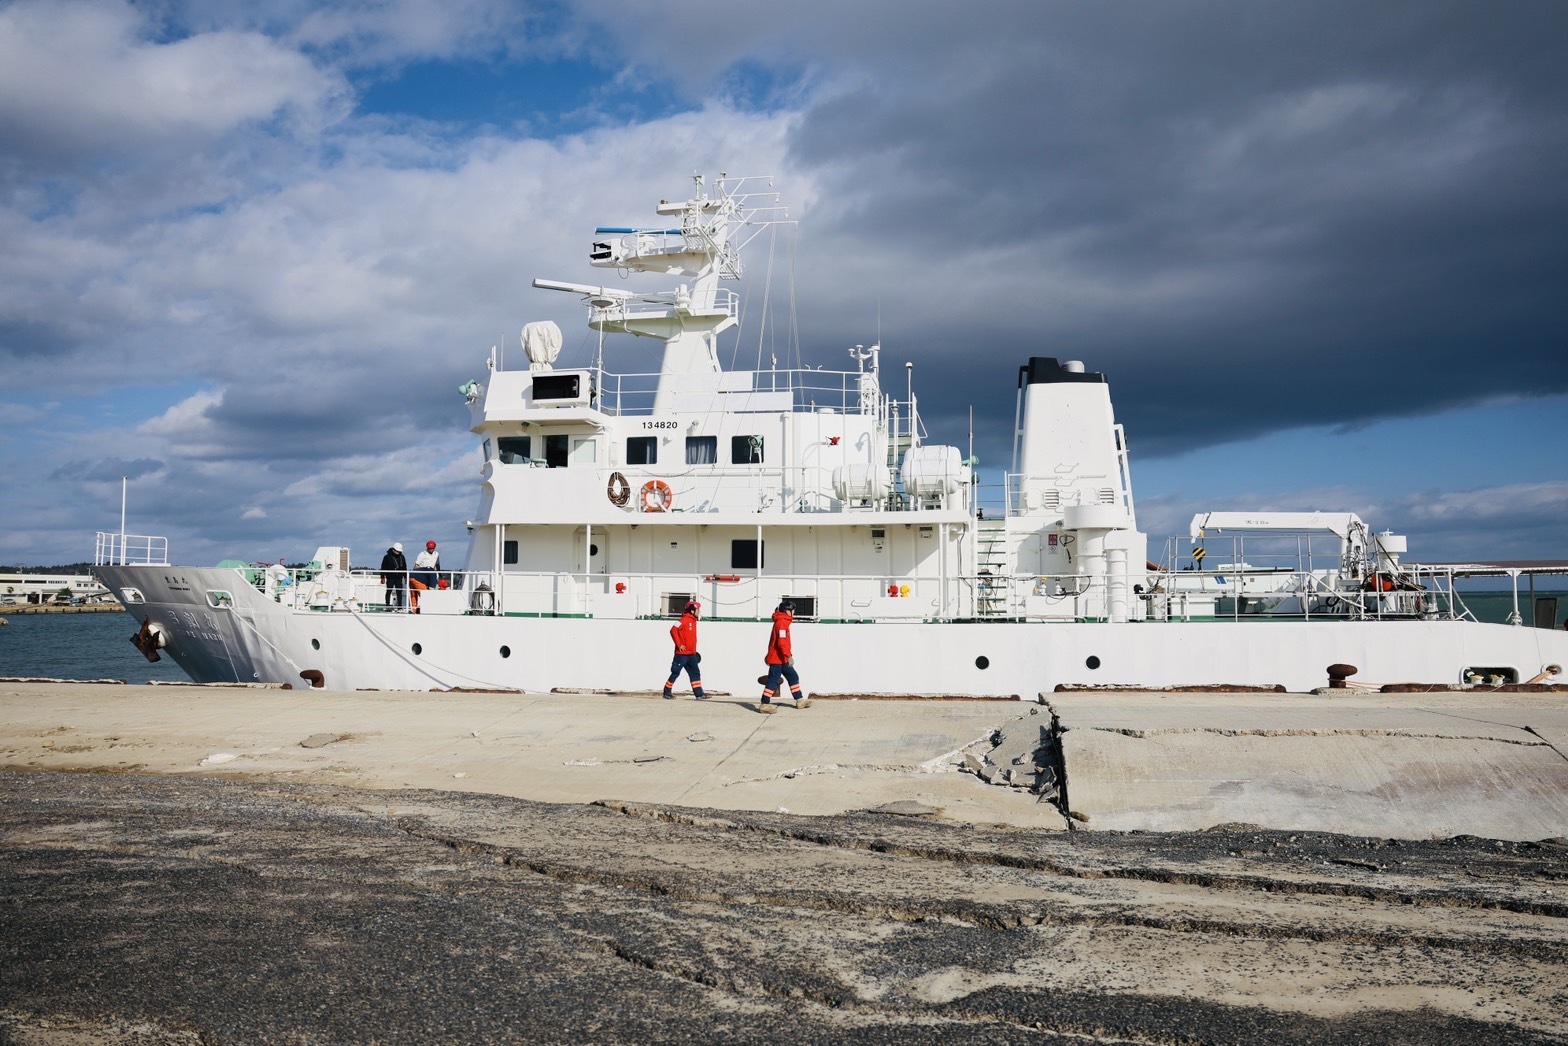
[2,0,1565,570]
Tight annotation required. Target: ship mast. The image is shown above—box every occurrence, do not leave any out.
[533,173,787,410]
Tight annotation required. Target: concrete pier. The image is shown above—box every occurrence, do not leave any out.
[3,680,1564,840]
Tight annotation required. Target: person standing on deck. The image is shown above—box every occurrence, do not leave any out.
[264,557,290,601]
[409,540,441,613]
[663,601,707,700]
[758,600,810,714]
[380,543,408,611]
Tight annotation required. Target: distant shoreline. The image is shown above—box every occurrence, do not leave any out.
[0,603,123,615]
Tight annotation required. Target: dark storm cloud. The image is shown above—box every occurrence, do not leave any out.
[0,318,82,360]
[51,456,163,482]
[777,1,1568,459]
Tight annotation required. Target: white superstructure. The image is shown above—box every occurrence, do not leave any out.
[95,175,1568,695]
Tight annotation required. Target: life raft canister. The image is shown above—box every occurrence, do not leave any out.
[607,471,631,506]
[641,479,673,512]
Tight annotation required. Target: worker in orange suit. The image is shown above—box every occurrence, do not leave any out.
[662,601,706,700]
[758,599,810,714]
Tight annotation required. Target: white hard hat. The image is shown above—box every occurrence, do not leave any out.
[392,542,403,552]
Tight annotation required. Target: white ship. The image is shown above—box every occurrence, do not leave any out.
[95,175,1568,695]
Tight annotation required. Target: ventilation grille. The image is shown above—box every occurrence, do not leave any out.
[785,595,817,620]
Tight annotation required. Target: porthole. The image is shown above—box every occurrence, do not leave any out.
[1086,655,1101,670]
[500,645,511,659]
[412,643,423,656]
[311,639,320,651]
[975,655,990,670]
[589,543,599,556]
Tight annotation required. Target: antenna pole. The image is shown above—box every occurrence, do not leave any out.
[119,477,127,565]
[905,361,915,448]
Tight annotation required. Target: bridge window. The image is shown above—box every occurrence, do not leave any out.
[627,437,658,465]
[686,436,717,465]
[731,435,764,464]
[545,435,569,468]
[496,436,531,464]
[731,540,765,570]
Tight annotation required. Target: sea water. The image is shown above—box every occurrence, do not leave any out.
[1,592,1564,684]
[0,611,189,683]
[1461,589,1568,629]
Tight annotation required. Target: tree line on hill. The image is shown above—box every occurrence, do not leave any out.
[0,563,97,575]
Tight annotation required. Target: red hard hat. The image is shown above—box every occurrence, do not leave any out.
[685,600,701,613]
[426,540,437,549]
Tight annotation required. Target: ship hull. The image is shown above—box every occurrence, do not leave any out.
[99,565,1568,695]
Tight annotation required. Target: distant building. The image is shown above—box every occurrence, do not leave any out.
[0,574,112,605]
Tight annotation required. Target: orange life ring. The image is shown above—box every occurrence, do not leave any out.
[640,479,673,512]
[607,471,631,506]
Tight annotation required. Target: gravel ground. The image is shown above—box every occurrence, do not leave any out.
[2,770,1566,1044]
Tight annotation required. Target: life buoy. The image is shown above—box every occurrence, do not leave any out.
[1363,573,1395,593]
[641,480,673,512]
[607,471,631,506]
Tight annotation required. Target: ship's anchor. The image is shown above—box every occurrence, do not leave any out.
[131,620,166,663]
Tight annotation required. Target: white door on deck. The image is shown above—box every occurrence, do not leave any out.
[574,529,607,581]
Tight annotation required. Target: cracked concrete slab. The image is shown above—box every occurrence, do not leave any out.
[1050,691,1568,840]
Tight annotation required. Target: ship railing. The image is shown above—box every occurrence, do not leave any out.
[465,568,1190,623]
[262,567,477,613]
[484,462,970,515]
[953,571,1133,622]
[1141,564,1467,622]
[587,366,887,417]
[584,280,739,322]
[969,476,1008,520]
[269,566,933,618]
[94,531,169,566]
[436,569,963,622]
[941,564,1473,623]
[1158,532,1344,580]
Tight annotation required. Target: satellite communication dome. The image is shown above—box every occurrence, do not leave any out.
[521,321,563,370]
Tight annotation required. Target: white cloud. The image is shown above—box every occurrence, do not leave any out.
[137,388,226,454]
[3,1,1566,572]
[1394,482,1568,527]
[0,1,348,160]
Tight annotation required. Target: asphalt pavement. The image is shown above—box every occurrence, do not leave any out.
[2,680,1566,1043]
